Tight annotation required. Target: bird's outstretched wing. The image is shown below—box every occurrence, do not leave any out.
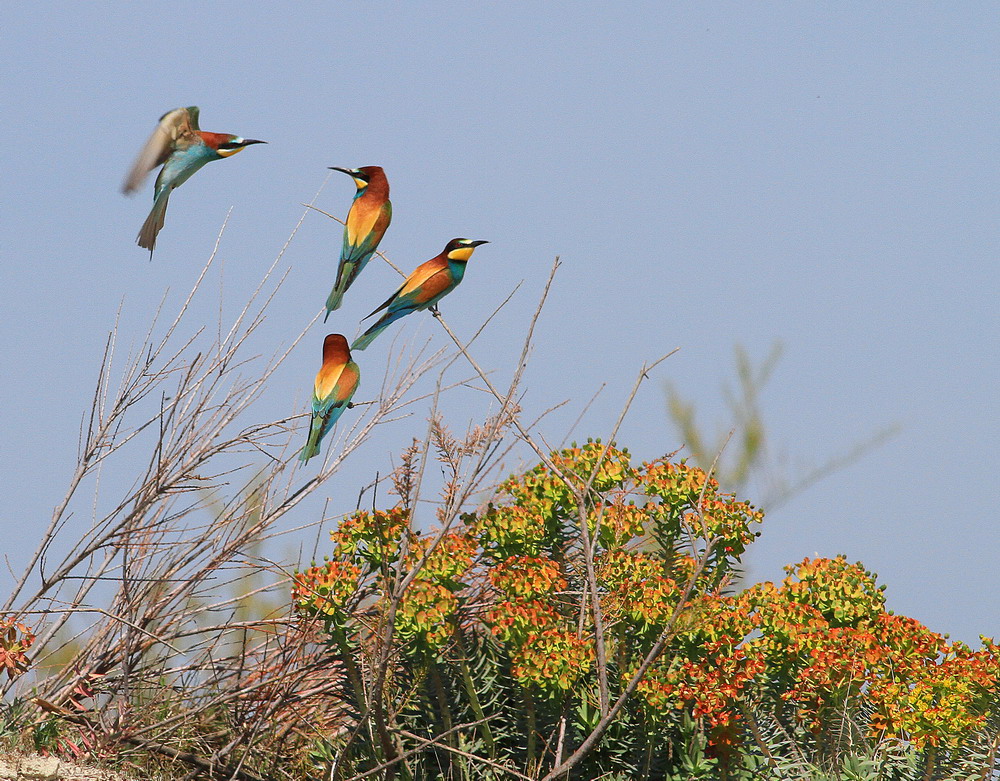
[122,106,201,194]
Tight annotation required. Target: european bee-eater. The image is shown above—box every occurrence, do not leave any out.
[324,166,392,318]
[300,334,361,463]
[122,106,265,253]
[351,239,489,351]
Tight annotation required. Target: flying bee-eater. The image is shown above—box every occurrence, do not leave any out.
[122,106,265,253]
[351,238,489,351]
[324,166,392,318]
[300,334,361,463]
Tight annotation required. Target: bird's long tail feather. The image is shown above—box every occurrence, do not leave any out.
[137,190,171,251]
[299,420,323,462]
[324,282,346,319]
[351,314,397,351]
[300,402,350,461]
[326,257,374,318]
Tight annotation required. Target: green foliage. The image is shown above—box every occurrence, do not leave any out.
[31,716,61,754]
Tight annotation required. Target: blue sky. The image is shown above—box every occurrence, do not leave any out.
[4,3,998,644]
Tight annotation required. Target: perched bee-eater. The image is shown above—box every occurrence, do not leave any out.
[300,334,361,463]
[324,166,392,318]
[122,106,265,253]
[351,238,489,351]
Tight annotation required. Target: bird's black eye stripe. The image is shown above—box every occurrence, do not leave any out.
[218,141,242,150]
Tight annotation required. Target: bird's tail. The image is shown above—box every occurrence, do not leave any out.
[324,285,345,319]
[325,258,365,317]
[351,316,393,351]
[137,190,171,251]
[299,423,322,463]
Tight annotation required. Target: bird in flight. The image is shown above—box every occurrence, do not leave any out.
[122,106,265,253]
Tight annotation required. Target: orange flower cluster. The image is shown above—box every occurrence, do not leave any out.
[630,556,1000,748]
[480,441,640,560]
[407,532,476,586]
[0,616,34,681]
[479,442,762,694]
[292,560,362,618]
[867,630,1000,746]
[641,459,763,559]
[629,591,761,728]
[329,507,409,566]
[396,532,475,653]
[293,442,999,751]
[776,555,885,627]
[488,598,562,646]
[474,503,557,560]
[394,579,458,652]
[489,555,566,599]
[601,551,680,628]
[486,553,582,692]
[297,507,478,655]
[636,645,765,728]
[592,500,648,548]
[750,558,1000,747]
[511,629,593,692]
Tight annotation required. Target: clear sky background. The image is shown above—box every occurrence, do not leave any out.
[4,4,997,644]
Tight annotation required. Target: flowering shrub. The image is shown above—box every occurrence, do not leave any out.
[292,441,1000,777]
[292,561,362,618]
[751,558,1000,749]
[625,555,1000,756]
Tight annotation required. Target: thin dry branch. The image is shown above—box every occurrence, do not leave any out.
[4,202,449,781]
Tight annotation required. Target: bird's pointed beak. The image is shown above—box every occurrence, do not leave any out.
[328,167,354,176]
[241,139,267,146]
[470,240,490,247]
